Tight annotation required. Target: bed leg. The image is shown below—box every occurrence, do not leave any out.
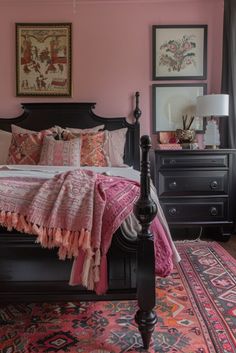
[134,135,157,349]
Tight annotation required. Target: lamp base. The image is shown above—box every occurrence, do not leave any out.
[204,144,219,150]
[204,118,220,149]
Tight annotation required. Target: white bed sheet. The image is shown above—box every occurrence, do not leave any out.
[0,165,140,182]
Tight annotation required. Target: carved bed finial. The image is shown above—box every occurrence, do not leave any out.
[135,135,157,228]
[133,91,142,123]
[134,135,157,349]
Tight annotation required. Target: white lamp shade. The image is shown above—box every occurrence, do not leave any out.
[196,94,229,117]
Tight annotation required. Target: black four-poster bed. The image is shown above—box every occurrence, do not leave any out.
[0,93,157,349]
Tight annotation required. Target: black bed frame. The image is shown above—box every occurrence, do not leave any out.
[0,93,157,349]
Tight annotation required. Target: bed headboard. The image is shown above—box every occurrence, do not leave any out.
[0,97,141,170]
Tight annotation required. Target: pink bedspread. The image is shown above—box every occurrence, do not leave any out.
[0,169,173,294]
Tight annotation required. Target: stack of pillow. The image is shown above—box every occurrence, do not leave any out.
[0,124,128,168]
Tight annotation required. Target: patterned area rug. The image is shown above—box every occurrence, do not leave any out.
[1,241,236,353]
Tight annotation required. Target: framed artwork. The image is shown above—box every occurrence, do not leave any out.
[16,23,72,96]
[152,83,207,132]
[152,25,207,80]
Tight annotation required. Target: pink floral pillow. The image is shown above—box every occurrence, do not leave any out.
[12,124,58,138]
[7,130,51,165]
[80,132,108,166]
[39,135,81,166]
[65,131,109,167]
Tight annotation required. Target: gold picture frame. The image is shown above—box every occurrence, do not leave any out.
[16,23,72,97]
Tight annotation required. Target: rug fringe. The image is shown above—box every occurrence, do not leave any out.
[174,227,206,243]
[174,239,214,244]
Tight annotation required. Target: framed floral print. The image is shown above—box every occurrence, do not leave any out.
[16,23,72,96]
[152,25,207,80]
[152,83,207,132]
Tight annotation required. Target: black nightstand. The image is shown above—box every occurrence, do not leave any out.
[151,149,236,240]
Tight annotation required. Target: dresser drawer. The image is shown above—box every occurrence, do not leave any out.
[158,170,229,196]
[153,149,236,238]
[158,154,228,169]
[161,198,228,223]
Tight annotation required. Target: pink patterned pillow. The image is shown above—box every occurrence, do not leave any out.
[80,131,109,166]
[64,130,109,167]
[7,131,51,165]
[39,135,81,166]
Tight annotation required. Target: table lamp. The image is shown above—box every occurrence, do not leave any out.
[196,94,229,149]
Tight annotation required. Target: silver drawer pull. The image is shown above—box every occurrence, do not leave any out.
[168,207,177,216]
[209,207,218,216]
[169,159,176,165]
[210,180,218,189]
[169,181,177,189]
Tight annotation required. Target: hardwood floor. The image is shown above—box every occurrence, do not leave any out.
[172,229,236,259]
[217,235,236,258]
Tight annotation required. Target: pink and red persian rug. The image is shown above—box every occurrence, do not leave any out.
[1,241,236,353]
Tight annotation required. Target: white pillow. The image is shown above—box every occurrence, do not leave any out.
[0,129,12,164]
[11,124,36,134]
[103,128,128,167]
[50,125,105,139]
[65,125,105,133]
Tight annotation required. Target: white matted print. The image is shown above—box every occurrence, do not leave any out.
[152,25,207,80]
[152,83,207,132]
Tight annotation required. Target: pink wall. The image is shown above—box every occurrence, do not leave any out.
[0,0,224,136]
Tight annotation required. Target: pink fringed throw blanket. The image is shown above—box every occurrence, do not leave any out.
[0,169,173,294]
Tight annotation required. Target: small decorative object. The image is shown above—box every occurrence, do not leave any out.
[182,114,195,130]
[152,25,207,80]
[176,128,195,143]
[195,133,205,149]
[158,131,176,144]
[157,143,182,150]
[175,114,196,143]
[16,23,72,97]
[181,142,199,150]
[196,94,229,149]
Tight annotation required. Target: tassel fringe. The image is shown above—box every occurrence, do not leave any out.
[0,210,86,256]
[0,210,101,291]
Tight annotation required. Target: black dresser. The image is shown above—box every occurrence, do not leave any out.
[151,149,236,240]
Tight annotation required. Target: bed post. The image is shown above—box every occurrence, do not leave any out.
[133,91,142,121]
[133,92,141,170]
[134,135,157,349]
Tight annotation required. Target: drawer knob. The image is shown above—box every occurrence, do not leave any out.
[210,180,218,189]
[209,207,218,216]
[169,159,176,165]
[168,207,177,216]
[169,181,177,189]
